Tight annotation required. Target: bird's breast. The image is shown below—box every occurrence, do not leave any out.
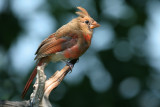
[82,34,92,48]
[62,34,92,59]
[83,34,92,42]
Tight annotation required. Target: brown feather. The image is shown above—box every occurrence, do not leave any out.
[35,33,56,55]
[76,7,89,17]
[35,33,79,61]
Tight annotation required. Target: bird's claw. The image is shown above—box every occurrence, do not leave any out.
[65,58,79,73]
[66,61,74,73]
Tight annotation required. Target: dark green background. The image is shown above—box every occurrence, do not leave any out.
[0,0,160,107]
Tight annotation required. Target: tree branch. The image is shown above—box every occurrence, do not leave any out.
[0,59,78,107]
[30,64,47,107]
[38,59,78,106]
[0,100,30,107]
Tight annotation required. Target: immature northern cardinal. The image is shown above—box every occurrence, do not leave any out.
[22,7,100,98]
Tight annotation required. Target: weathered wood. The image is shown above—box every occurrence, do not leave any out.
[0,100,30,107]
[0,59,78,107]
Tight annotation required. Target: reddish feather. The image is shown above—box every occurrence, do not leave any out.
[64,45,81,59]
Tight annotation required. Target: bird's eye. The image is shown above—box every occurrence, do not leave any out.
[84,20,89,24]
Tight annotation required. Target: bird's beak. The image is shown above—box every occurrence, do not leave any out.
[90,21,100,29]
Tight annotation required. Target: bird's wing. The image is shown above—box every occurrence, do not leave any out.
[35,32,78,61]
[35,33,56,55]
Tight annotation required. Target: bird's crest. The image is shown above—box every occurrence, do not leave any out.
[76,7,89,17]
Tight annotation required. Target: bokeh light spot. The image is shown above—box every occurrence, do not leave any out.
[119,77,140,99]
[113,41,133,62]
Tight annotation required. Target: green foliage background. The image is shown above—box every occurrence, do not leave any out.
[0,0,160,107]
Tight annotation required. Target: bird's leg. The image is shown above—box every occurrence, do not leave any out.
[66,62,74,72]
[66,58,79,72]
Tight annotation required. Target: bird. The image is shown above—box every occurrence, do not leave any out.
[21,6,100,98]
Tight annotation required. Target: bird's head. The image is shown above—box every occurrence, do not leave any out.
[75,7,100,32]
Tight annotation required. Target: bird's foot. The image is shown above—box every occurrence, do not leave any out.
[66,61,74,73]
[65,58,79,73]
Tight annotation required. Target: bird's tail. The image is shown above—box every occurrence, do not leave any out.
[21,60,44,99]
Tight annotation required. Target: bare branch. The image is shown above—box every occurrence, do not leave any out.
[0,100,30,107]
[0,59,78,107]
[30,63,47,107]
[44,65,70,98]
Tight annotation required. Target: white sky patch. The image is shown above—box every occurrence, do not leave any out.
[0,0,5,13]
[11,0,46,18]
[9,33,38,74]
[9,0,56,75]
[23,12,57,38]
[101,0,134,19]
[87,55,112,93]
[145,1,160,71]
[91,23,115,52]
